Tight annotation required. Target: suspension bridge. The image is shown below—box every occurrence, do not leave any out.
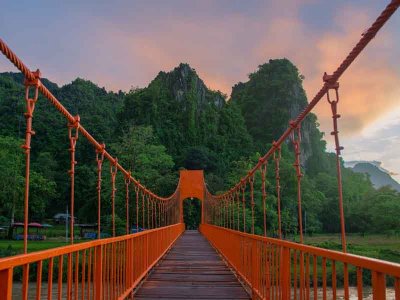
[1,1,400,299]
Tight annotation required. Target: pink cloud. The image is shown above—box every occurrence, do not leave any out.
[311,5,399,136]
[253,4,400,138]
[2,1,398,143]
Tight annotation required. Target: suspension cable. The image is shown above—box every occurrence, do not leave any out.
[68,115,80,244]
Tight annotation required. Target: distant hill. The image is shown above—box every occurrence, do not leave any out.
[345,161,400,191]
[117,63,253,170]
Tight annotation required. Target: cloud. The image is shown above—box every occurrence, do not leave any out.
[80,8,267,94]
[3,1,397,137]
[309,5,400,137]
[342,110,400,182]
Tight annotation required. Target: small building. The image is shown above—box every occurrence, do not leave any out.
[76,224,98,239]
[53,213,77,224]
[12,222,47,240]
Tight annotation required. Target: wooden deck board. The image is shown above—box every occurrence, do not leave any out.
[134,230,250,299]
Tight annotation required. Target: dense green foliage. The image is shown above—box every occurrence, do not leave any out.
[0,59,399,238]
[231,59,327,175]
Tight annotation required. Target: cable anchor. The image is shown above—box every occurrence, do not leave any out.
[324,73,344,155]
[21,70,41,152]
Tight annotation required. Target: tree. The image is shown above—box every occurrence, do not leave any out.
[0,135,56,224]
[0,136,24,225]
[111,126,177,196]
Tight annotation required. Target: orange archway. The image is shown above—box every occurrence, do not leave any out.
[178,170,205,224]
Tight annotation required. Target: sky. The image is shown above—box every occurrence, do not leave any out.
[1,0,400,179]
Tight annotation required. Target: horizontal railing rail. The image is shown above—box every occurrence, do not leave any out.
[0,223,185,300]
[200,224,400,300]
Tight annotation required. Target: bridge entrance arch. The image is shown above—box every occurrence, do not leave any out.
[178,170,205,224]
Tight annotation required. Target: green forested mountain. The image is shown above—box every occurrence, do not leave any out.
[117,63,253,192]
[231,59,327,175]
[0,59,399,236]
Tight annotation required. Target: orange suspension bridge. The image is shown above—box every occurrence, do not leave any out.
[1,1,400,299]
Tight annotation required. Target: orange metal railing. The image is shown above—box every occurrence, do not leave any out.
[0,223,184,300]
[200,224,400,300]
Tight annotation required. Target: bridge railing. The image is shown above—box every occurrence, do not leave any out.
[0,223,184,300]
[200,224,400,299]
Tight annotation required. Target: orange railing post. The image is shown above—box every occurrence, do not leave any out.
[47,257,54,300]
[146,230,149,275]
[251,239,257,299]
[94,245,103,300]
[0,268,13,300]
[281,247,291,300]
[372,271,386,300]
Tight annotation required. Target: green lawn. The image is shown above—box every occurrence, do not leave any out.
[303,233,400,263]
[0,223,102,258]
[0,239,89,258]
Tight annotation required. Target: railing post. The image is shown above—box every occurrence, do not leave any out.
[372,271,386,300]
[126,239,131,292]
[94,245,103,300]
[251,239,258,299]
[281,247,291,300]
[146,232,149,273]
[0,268,13,300]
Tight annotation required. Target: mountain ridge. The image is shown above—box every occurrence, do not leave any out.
[345,160,400,191]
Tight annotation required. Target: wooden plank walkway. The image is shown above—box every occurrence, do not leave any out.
[135,230,250,299]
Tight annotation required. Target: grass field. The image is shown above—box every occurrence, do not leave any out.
[0,239,88,258]
[303,233,400,263]
[0,224,102,257]
[0,223,89,258]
